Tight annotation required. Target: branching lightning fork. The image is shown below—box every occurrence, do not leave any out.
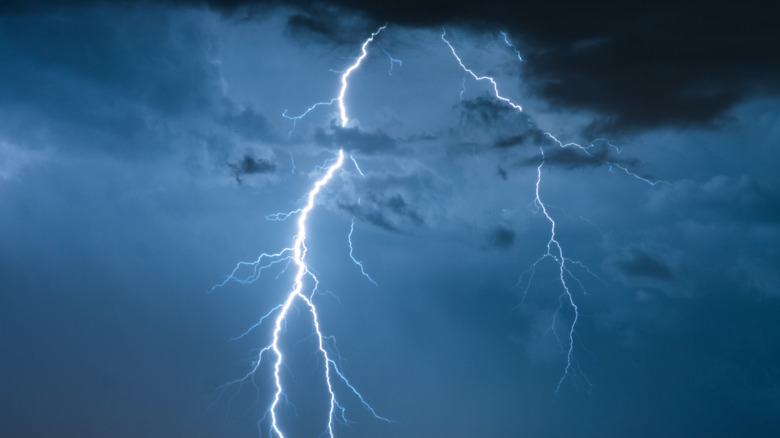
[442,30,598,394]
[441,30,522,112]
[213,26,391,437]
[443,30,669,394]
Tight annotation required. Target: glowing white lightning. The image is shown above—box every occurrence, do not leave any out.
[283,24,389,134]
[441,30,522,112]
[267,150,342,438]
[338,24,387,127]
[348,217,377,286]
[213,27,391,437]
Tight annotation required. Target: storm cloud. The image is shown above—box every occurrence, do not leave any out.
[192,0,780,131]
[1,2,779,438]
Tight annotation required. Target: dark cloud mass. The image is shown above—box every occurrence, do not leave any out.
[615,248,674,280]
[0,4,240,158]
[515,137,639,171]
[314,123,398,154]
[200,0,780,130]
[485,225,515,250]
[459,97,522,128]
[222,107,278,142]
[339,193,425,233]
[228,154,275,183]
[5,1,778,129]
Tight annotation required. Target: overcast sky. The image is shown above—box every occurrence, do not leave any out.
[1,1,780,437]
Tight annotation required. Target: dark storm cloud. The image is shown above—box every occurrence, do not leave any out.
[283,6,375,45]
[339,202,400,232]
[651,175,780,225]
[615,248,674,281]
[493,135,526,149]
[456,97,548,154]
[518,136,640,171]
[188,0,780,131]
[459,97,532,129]
[460,97,515,127]
[484,225,515,250]
[490,129,551,149]
[0,4,232,156]
[334,166,448,232]
[228,154,276,183]
[314,124,398,154]
[221,106,278,142]
[10,1,777,130]
[338,193,424,233]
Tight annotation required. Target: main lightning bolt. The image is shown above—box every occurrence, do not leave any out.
[283,24,389,135]
[213,26,391,437]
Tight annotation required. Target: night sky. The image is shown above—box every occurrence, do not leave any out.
[2,1,780,437]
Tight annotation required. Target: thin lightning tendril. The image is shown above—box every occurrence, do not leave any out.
[532,147,586,395]
[444,30,668,394]
[378,42,403,75]
[500,31,524,62]
[348,218,377,286]
[349,154,365,177]
[544,132,671,187]
[443,29,590,393]
[441,30,522,112]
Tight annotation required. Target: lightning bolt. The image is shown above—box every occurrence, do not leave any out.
[441,30,522,112]
[444,30,670,395]
[378,42,403,75]
[348,217,377,286]
[527,146,593,395]
[500,31,524,62]
[544,132,672,187]
[442,30,596,394]
[282,24,389,135]
[213,26,391,437]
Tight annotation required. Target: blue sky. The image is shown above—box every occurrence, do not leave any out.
[1,2,780,437]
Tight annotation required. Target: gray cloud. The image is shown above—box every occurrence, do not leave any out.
[228,154,276,183]
[221,106,279,142]
[6,2,779,130]
[458,97,530,130]
[314,123,398,155]
[650,175,780,225]
[0,5,230,157]
[615,248,674,281]
[283,5,375,45]
[339,192,424,233]
[484,225,515,250]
